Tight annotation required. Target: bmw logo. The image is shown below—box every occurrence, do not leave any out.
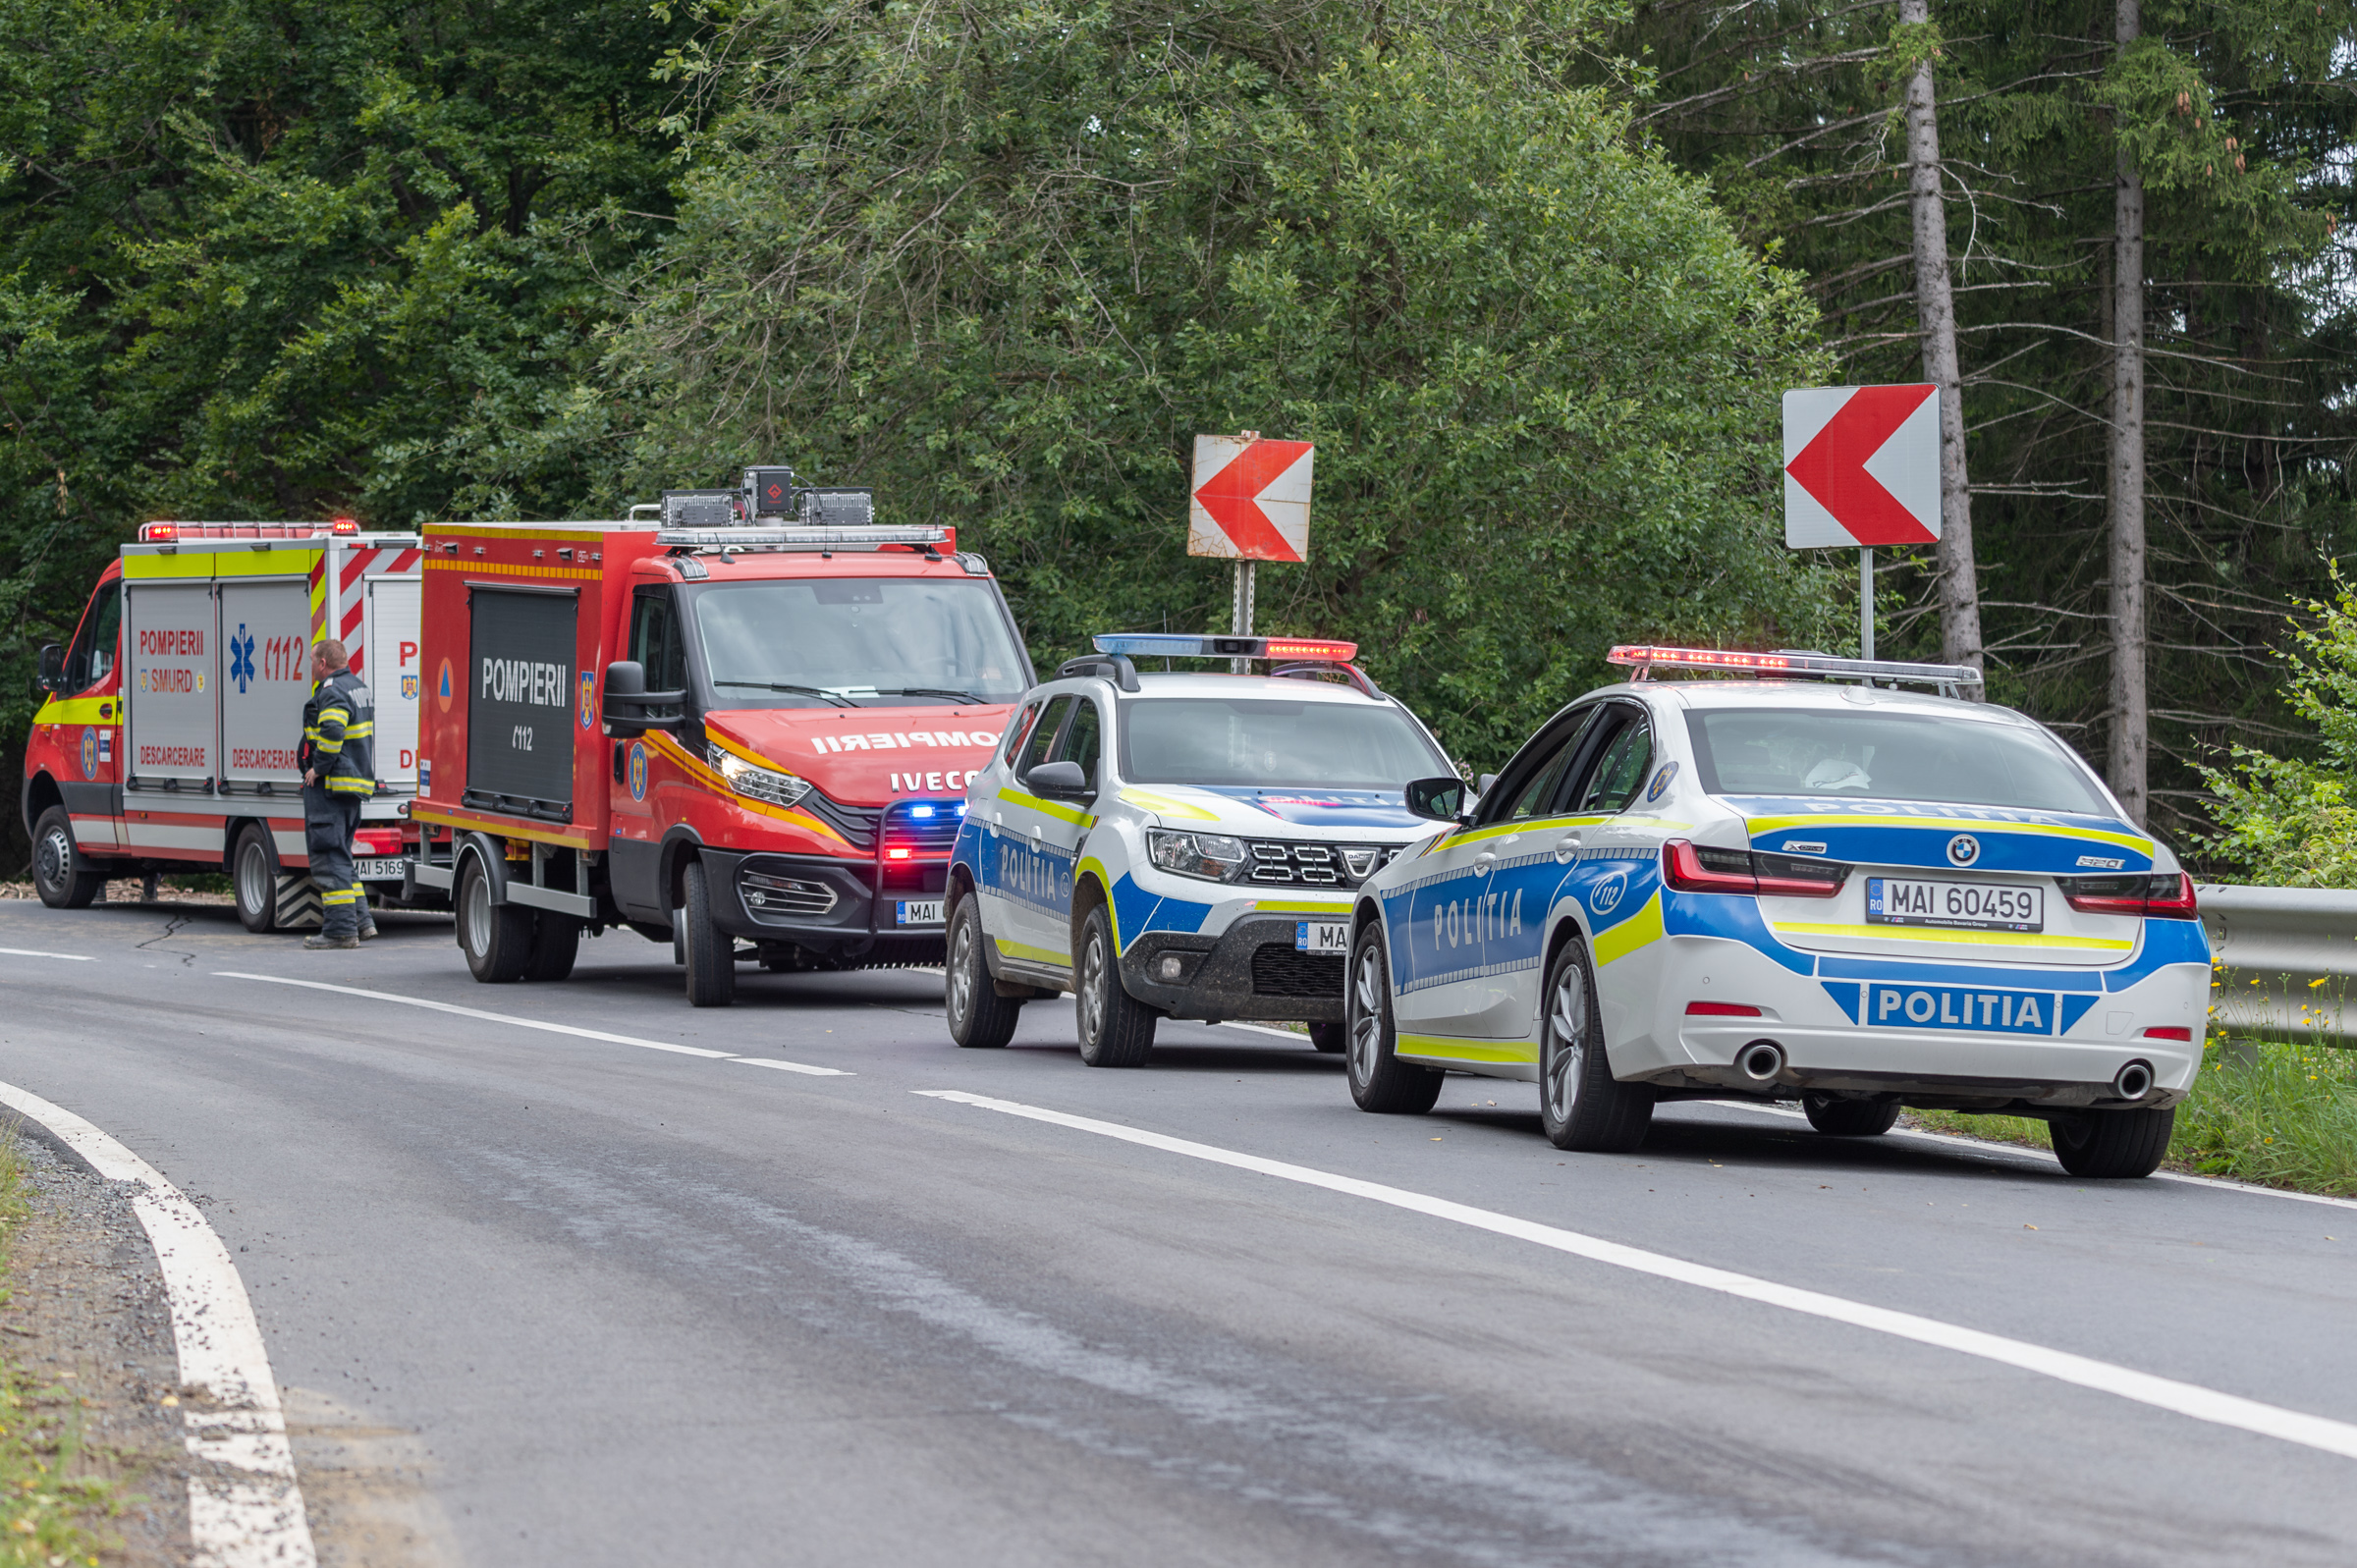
[1946,834,1981,867]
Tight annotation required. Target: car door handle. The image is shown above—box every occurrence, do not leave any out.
[1472,851,1497,871]
[1556,834,1581,861]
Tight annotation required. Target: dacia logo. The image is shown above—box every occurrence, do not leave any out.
[1946,834,1981,867]
[1589,868,1627,915]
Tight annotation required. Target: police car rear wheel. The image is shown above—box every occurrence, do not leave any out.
[1801,1094,1900,1137]
[458,854,532,983]
[1345,926,1442,1114]
[31,806,101,911]
[232,824,279,933]
[947,894,1022,1049]
[682,859,737,1007]
[1539,942,1652,1153]
[2049,1106,2174,1179]
[1074,904,1155,1067]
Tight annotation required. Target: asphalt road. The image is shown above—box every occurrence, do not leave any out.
[3,894,2354,1567]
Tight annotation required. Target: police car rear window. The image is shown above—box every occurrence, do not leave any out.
[1684,709,2110,816]
[1120,698,1446,790]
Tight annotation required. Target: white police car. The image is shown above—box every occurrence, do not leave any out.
[1343,645,2210,1179]
[944,634,1455,1065]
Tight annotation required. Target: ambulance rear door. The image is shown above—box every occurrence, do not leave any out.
[121,569,218,792]
[217,577,312,796]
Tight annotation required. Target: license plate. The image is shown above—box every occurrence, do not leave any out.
[897,899,946,927]
[356,857,409,880]
[1867,878,2044,933]
[1295,920,1350,954]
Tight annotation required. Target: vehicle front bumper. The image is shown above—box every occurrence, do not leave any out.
[702,847,951,956]
[1119,914,1351,1023]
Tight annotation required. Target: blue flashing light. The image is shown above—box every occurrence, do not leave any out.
[909,805,935,818]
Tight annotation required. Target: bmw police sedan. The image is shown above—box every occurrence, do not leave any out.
[944,634,1454,1066]
[1343,645,2209,1179]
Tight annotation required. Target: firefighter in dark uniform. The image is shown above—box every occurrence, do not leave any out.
[300,638,379,949]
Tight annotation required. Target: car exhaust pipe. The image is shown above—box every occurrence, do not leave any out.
[1738,1041,1785,1083]
[2112,1059,2154,1101]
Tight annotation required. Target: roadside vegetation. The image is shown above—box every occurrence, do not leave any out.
[1910,1034,2357,1196]
[0,1132,112,1568]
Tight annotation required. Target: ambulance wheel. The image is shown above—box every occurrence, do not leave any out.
[525,914,581,982]
[457,854,531,983]
[2050,1106,2174,1179]
[1307,1021,1345,1054]
[232,824,281,933]
[1346,925,1443,1114]
[1539,941,1653,1153]
[946,894,1021,1049]
[682,859,736,1008]
[1074,904,1155,1066]
[1802,1094,1900,1137]
[31,806,103,910]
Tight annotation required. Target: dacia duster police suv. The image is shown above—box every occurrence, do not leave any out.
[944,635,1455,1065]
[1343,645,2210,1179]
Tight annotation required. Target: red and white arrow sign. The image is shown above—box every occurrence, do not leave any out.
[1782,384,1940,548]
[1189,434,1314,562]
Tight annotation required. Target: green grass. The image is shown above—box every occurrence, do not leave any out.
[0,1131,115,1568]
[1910,1036,2357,1196]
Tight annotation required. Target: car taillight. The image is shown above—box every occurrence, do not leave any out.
[354,829,405,856]
[2144,1026,2194,1041]
[1663,839,1846,898]
[2062,872,2196,919]
[1685,1000,1763,1016]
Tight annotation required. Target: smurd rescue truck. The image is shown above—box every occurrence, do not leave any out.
[22,520,425,930]
[408,467,1033,1004]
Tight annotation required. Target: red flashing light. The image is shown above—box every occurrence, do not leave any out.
[2062,873,2197,920]
[1610,645,1791,674]
[330,516,359,535]
[1685,1000,1764,1017]
[139,522,179,542]
[886,847,912,860]
[1263,637,1359,662]
[2144,1026,2194,1042]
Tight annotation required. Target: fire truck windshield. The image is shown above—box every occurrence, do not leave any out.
[691,577,1028,709]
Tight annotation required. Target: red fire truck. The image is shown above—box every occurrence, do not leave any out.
[22,520,426,928]
[409,475,1031,1004]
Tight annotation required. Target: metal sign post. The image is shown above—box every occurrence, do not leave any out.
[1861,547,1874,662]
[1782,385,1939,661]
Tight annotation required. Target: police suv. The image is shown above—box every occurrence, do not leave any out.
[1343,645,2210,1179]
[945,634,1454,1065]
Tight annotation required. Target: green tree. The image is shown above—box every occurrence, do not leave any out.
[606,0,1841,766]
[2202,570,2357,885]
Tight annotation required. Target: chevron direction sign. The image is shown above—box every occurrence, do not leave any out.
[1782,384,1941,548]
[1189,434,1315,562]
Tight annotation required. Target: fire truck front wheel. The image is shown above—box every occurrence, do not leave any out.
[458,855,532,983]
[682,859,737,1007]
[31,806,104,910]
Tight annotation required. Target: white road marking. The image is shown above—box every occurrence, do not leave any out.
[218,973,740,1059]
[732,1057,854,1078]
[0,946,95,961]
[0,1078,317,1567]
[917,1088,2357,1463]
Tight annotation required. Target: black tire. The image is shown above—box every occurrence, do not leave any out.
[524,913,581,982]
[232,823,280,934]
[946,893,1022,1049]
[1802,1094,1900,1137]
[682,858,736,1008]
[1307,1021,1345,1054]
[1345,924,1443,1114]
[2050,1106,2175,1178]
[457,852,532,983]
[1538,940,1653,1153]
[1074,903,1155,1066]
[31,805,104,910]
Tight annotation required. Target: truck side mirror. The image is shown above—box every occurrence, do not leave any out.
[34,643,64,693]
[601,661,688,737]
[1027,759,1091,799]
[1404,776,1468,825]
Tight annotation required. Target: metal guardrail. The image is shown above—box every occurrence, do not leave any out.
[2197,884,2357,1045]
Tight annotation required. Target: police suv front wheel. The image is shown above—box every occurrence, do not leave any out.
[947,894,1022,1049]
[1538,941,1652,1153]
[1074,904,1155,1067]
[1345,925,1442,1114]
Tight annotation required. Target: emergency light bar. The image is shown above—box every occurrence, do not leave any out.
[1607,644,1984,695]
[139,519,364,542]
[1091,633,1360,663]
[657,525,951,552]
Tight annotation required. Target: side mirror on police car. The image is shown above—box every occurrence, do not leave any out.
[1404,776,1469,825]
[1027,760,1092,799]
[34,642,64,694]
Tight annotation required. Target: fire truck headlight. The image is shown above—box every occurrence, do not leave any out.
[707,744,812,808]
[1147,829,1248,882]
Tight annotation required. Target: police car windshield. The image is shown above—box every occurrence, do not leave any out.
[690,579,1026,709]
[1120,697,1447,789]
[1684,708,2111,816]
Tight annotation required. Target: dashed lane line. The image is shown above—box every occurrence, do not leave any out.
[916,1087,2357,1464]
[0,946,95,960]
[213,973,851,1074]
[0,1077,318,1567]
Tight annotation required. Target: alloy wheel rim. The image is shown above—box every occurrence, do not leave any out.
[1350,944,1384,1080]
[1547,964,1587,1121]
[1080,932,1105,1041]
[949,922,973,1023]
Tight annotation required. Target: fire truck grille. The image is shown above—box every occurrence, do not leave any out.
[799,793,882,852]
[1250,944,1346,999]
[740,871,838,916]
[881,801,964,860]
